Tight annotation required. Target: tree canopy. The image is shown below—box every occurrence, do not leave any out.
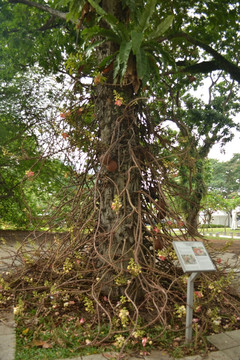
[208,154,240,196]
[1,0,240,82]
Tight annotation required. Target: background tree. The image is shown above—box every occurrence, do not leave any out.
[200,154,240,229]
[0,112,75,228]
[0,69,77,228]
[200,190,229,227]
[152,75,240,235]
[208,154,240,196]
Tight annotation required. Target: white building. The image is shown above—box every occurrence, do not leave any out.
[231,206,240,229]
[199,207,240,228]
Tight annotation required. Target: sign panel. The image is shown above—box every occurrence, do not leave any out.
[173,241,216,273]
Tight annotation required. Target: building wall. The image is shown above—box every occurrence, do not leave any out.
[199,211,230,226]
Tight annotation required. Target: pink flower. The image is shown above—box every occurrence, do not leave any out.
[142,337,147,347]
[62,132,69,139]
[80,318,85,325]
[195,305,201,313]
[167,220,173,226]
[153,227,160,233]
[60,111,70,118]
[115,99,122,106]
[194,291,203,298]
[158,255,166,261]
[217,258,221,264]
[26,170,34,178]
[193,318,199,323]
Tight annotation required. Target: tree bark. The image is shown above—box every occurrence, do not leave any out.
[186,202,201,236]
[92,0,142,297]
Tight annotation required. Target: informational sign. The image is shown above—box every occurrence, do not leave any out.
[173,241,216,273]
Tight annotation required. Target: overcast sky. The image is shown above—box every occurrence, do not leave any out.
[208,131,240,161]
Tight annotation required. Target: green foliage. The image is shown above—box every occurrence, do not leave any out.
[0,67,75,229]
[136,0,157,33]
[208,155,240,195]
[0,0,75,78]
[57,0,85,21]
[77,0,174,86]
[0,118,73,228]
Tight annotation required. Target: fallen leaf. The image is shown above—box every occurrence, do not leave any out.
[42,342,53,349]
[31,340,53,348]
[22,328,29,335]
[55,337,65,347]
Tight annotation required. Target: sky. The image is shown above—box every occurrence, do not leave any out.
[208,131,240,161]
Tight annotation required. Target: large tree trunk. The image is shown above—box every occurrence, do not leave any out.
[180,155,207,237]
[93,0,142,297]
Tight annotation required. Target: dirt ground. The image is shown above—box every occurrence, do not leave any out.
[203,237,240,254]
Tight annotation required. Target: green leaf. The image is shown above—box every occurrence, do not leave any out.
[113,57,121,80]
[137,0,157,32]
[145,52,160,81]
[88,0,106,16]
[85,40,105,58]
[148,15,174,40]
[131,31,143,55]
[88,0,128,41]
[82,26,121,44]
[57,0,85,21]
[104,14,129,41]
[136,48,148,79]
[118,41,132,78]
[98,53,116,69]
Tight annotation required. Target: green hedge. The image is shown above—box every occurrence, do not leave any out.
[199,224,228,229]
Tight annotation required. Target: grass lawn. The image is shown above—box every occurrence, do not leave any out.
[15,315,200,360]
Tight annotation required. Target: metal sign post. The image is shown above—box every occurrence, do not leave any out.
[173,241,216,343]
[186,272,199,343]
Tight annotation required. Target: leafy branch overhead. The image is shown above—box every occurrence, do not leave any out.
[4,0,240,88]
[174,32,240,83]
[82,0,174,91]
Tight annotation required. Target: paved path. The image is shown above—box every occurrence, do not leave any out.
[0,311,15,360]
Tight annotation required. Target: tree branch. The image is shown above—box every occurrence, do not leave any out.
[8,0,69,21]
[173,32,240,83]
[176,60,222,74]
